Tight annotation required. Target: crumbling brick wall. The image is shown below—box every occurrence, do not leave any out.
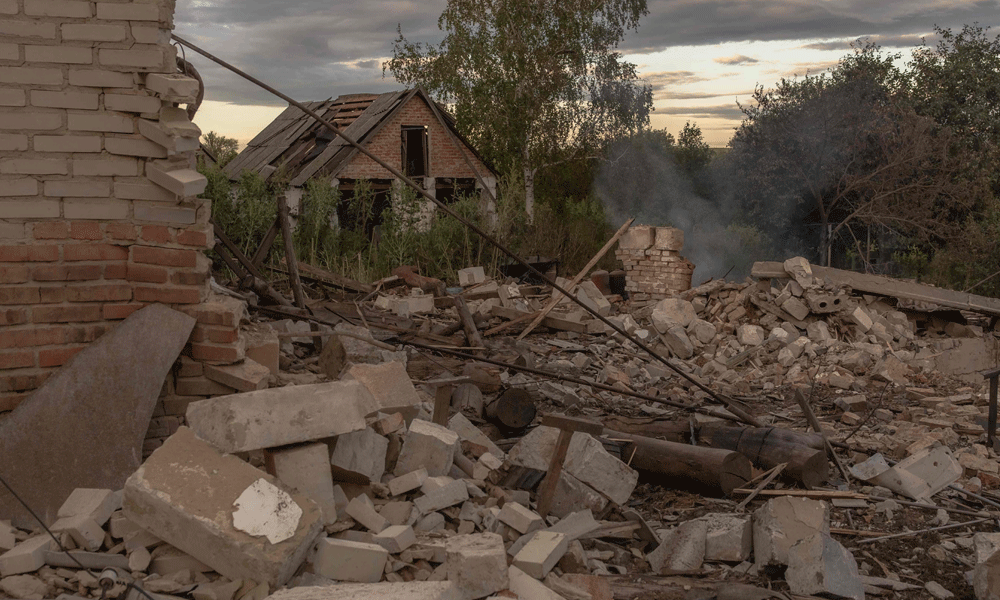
[0,0,214,411]
[615,225,695,300]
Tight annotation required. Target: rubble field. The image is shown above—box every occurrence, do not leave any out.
[4,255,1000,600]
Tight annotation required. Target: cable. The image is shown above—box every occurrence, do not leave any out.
[0,473,157,600]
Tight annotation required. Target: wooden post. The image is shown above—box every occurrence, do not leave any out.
[517,217,635,340]
[795,388,852,483]
[453,295,485,353]
[484,388,536,430]
[276,192,306,310]
[535,414,604,518]
[432,385,453,427]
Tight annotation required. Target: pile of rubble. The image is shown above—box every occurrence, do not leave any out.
[6,251,1000,600]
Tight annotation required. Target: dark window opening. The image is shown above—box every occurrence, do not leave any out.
[337,178,393,242]
[401,125,428,177]
[436,178,477,205]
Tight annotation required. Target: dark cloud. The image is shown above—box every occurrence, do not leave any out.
[656,104,747,121]
[798,32,942,51]
[714,54,758,65]
[623,0,1000,54]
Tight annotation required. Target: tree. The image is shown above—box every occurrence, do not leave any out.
[385,0,653,220]
[673,121,712,175]
[202,131,239,168]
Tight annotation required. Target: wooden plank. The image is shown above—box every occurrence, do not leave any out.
[518,217,634,340]
[752,261,1000,317]
[489,305,588,334]
[279,259,373,294]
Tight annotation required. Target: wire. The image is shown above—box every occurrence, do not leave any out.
[0,473,157,600]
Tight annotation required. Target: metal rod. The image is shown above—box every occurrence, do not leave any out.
[170,33,759,427]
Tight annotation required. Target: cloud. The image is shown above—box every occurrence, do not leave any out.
[656,104,747,121]
[714,54,758,65]
[657,90,755,100]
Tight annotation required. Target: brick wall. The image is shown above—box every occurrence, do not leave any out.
[339,93,491,180]
[0,0,213,411]
[616,225,695,301]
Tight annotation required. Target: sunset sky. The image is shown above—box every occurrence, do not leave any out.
[177,0,1000,148]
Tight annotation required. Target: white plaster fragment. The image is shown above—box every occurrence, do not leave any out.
[232,478,302,544]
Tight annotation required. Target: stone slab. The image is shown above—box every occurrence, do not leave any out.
[342,361,422,420]
[271,443,339,524]
[122,427,323,587]
[0,304,195,526]
[263,581,462,600]
[185,381,371,453]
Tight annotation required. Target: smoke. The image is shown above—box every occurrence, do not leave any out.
[594,135,763,283]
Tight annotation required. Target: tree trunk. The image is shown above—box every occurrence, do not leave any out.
[819,211,830,267]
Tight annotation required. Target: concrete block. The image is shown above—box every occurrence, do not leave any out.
[648,519,706,573]
[753,497,830,567]
[0,305,194,527]
[394,419,460,477]
[123,427,323,587]
[388,468,428,497]
[203,359,269,393]
[447,413,504,460]
[56,488,117,526]
[330,427,388,484]
[785,533,864,600]
[245,327,279,377]
[458,267,486,287]
[146,163,208,197]
[138,118,201,154]
[415,512,445,532]
[445,533,508,599]
[0,536,52,577]
[0,524,14,551]
[379,501,414,526]
[498,502,543,535]
[50,514,104,550]
[271,443,338,525]
[651,298,697,333]
[185,381,370,453]
[144,73,200,101]
[654,227,684,251]
[698,513,752,562]
[413,480,468,514]
[345,495,389,533]
[546,510,601,541]
[342,361,422,420]
[373,525,416,553]
[394,294,435,317]
[512,531,568,580]
[549,471,608,520]
[662,325,694,359]
[265,581,461,600]
[0,574,48,599]
[311,537,387,583]
[974,550,1000,600]
[617,225,653,250]
[736,324,765,346]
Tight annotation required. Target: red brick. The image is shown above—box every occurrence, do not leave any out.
[205,326,239,344]
[32,305,102,323]
[171,270,207,286]
[0,245,59,262]
[64,243,129,262]
[140,225,172,244]
[0,266,29,284]
[64,324,109,344]
[69,221,103,240]
[0,392,29,412]
[106,223,136,240]
[190,342,242,363]
[33,222,68,240]
[103,262,127,280]
[177,230,208,247]
[178,303,242,327]
[39,346,84,368]
[65,283,132,303]
[0,308,28,325]
[0,372,49,393]
[0,327,65,349]
[0,350,35,369]
[38,287,66,303]
[132,246,197,268]
[103,302,145,320]
[127,264,168,283]
[0,286,40,305]
[32,264,103,281]
[134,286,201,304]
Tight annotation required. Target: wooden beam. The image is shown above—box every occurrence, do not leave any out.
[490,305,588,334]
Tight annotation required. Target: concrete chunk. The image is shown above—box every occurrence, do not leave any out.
[342,361,422,420]
[311,537,387,583]
[648,520,706,573]
[265,581,461,600]
[414,480,468,514]
[185,381,370,453]
[345,495,389,533]
[56,488,117,526]
[0,536,53,577]
[372,525,416,553]
[753,497,830,567]
[49,514,103,551]
[508,565,566,599]
[0,305,195,525]
[445,533,508,599]
[458,267,486,287]
[651,298,696,333]
[394,420,460,477]
[122,427,323,587]
[448,413,504,460]
[512,531,568,579]
[271,443,338,525]
[203,359,270,393]
[549,471,607,519]
[698,513,752,562]
[330,428,388,484]
[498,502,543,534]
[785,533,864,600]
[388,468,428,497]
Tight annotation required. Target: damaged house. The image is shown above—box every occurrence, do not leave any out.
[224,89,499,235]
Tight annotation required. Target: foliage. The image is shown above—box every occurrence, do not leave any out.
[202,131,239,168]
[293,179,341,265]
[385,0,653,217]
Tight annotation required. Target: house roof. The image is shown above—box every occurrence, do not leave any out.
[223,89,496,187]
